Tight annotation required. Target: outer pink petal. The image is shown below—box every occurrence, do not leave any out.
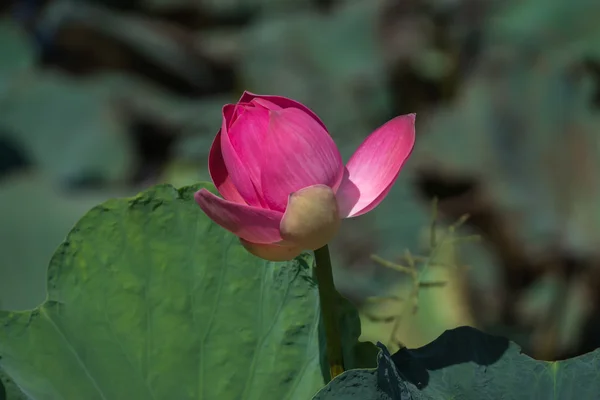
[260,108,344,211]
[194,188,283,244]
[336,114,416,218]
[220,104,264,207]
[239,91,327,131]
[239,239,304,262]
[208,130,246,204]
[227,106,270,204]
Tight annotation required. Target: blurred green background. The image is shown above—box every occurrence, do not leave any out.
[1,0,600,362]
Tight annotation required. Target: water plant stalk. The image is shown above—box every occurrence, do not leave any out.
[313,244,344,380]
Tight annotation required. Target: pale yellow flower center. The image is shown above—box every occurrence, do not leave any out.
[280,184,341,251]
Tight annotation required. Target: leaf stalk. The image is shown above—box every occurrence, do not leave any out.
[314,245,344,380]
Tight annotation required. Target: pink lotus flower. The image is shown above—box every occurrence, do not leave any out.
[194,91,415,261]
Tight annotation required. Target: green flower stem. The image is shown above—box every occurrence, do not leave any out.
[313,244,344,380]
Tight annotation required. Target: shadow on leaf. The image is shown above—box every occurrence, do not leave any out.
[387,326,509,391]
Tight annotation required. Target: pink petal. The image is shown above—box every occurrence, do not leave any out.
[250,98,283,110]
[228,103,249,129]
[336,114,416,218]
[220,104,264,207]
[227,106,271,205]
[208,130,246,204]
[194,188,283,244]
[260,108,344,211]
[239,91,327,131]
[239,239,304,261]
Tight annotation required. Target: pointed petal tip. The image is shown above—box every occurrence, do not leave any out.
[395,112,417,127]
[384,113,417,145]
[391,113,417,128]
[239,90,260,103]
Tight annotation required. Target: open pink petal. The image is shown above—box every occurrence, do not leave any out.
[260,108,344,211]
[336,114,416,218]
[239,91,327,131]
[194,188,284,244]
[208,130,246,204]
[219,104,264,207]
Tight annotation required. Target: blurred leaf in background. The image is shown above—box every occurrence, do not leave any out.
[0,173,123,310]
[409,0,600,359]
[1,73,133,186]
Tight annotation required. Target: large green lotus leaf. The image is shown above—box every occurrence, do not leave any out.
[0,368,28,400]
[314,326,600,399]
[0,182,357,399]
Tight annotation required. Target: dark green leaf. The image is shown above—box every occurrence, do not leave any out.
[314,326,600,400]
[0,368,28,400]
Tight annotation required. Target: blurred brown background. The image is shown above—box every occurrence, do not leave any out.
[1,0,600,362]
